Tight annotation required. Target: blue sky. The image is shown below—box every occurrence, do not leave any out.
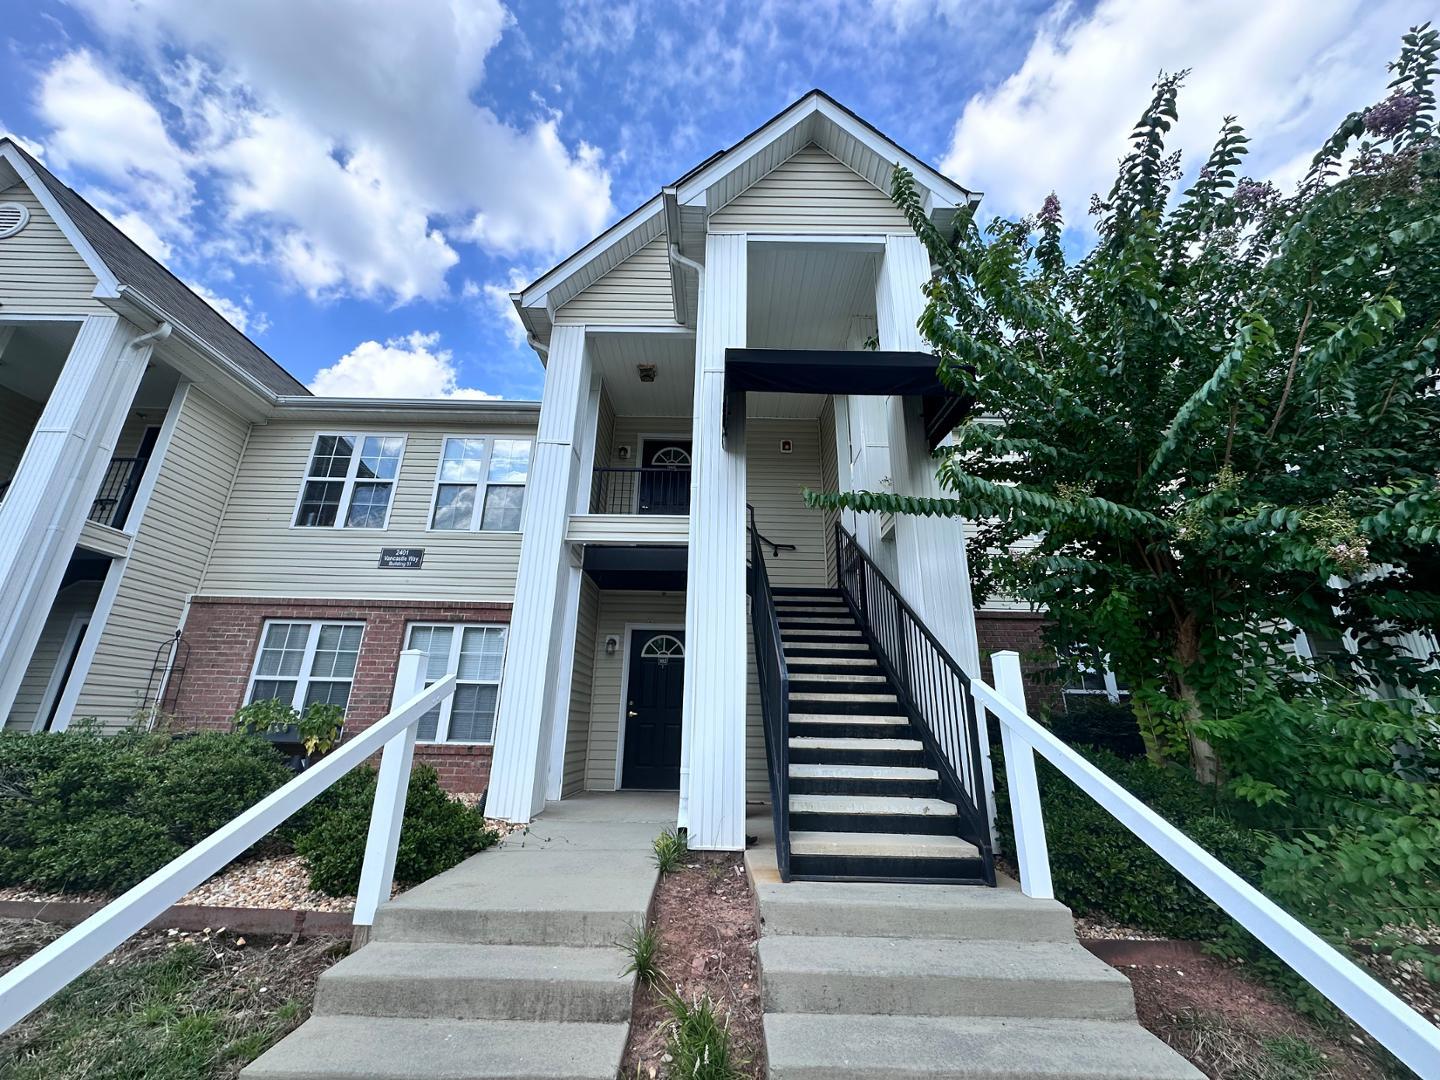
[1,0,1428,401]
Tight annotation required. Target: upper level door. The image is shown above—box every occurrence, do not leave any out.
[638,439,691,515]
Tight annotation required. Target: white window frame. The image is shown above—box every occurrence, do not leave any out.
[405,622,509,744]
[426,435,533,534]
[245,619,366,711]
[291,433,407,530]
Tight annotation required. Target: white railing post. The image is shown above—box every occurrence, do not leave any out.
[353,649,425,937]
[992,651,1054,899]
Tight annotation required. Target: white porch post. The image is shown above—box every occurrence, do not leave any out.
[545,376,602,801]
[680,232,748,851]
[876,235,982,675]
[489,324,591,822]
[0,314,151,721]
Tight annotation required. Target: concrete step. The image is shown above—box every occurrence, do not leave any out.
[241,1015,629,1079]
[790,691,898,704]
[788,713,907,728]
[785,655,880,667]
[789,672,889,684]
[790,764,937,782]
[790,793,956,817]
[373,849,655,946]
[785,641,871,653]
[789,831,974,859]
[753,877,1075,941]
[314,942,631,1023]
[764,1014,1203,1079]
[758,935,1138,1020]
[788,736,927,768]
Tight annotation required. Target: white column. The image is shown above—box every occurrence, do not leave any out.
[489,324,590,822]
[680,232,748,851]
[0,314,151,720]
[545,376,602,801]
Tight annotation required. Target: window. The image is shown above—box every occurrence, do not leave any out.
[247,621,364,711]
[294,434,406,528]
[430,437,532,532]
[1061,649,1129,704]
[405,623,508,743]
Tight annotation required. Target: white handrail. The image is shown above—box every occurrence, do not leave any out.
[0,651,455,1034]
[974,651,1440,1078]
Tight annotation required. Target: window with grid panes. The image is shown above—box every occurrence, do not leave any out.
[294,434,406,528]
[247,621,364,711]
[404,623,508,742]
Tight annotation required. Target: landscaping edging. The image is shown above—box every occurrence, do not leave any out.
[0,899,353,938]
[1081,937,1207,967]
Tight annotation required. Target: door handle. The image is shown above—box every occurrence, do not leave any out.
[628,709,638,718]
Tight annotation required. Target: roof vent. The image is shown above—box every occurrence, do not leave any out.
[0,202,29,239]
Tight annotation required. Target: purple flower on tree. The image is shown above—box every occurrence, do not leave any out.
[1038,193,1062,226]
[1363,93,1420,138]
[1233,179,1276,210]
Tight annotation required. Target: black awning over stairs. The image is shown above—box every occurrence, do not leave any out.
[723,348,972,450]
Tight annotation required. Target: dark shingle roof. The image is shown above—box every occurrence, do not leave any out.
[5,139,308,397]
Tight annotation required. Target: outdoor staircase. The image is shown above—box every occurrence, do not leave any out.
[774,586,989,883]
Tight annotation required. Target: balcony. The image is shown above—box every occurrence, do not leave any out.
[567,466,691,547]
[87,456,148,531]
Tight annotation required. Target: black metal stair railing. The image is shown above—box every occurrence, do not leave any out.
[834,523,996,882]
[749,505,792,881]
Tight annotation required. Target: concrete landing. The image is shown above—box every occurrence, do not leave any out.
[244,792,676,1080]
[746,805,1202,1079]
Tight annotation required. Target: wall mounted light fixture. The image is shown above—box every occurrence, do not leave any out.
[605,635,619,656]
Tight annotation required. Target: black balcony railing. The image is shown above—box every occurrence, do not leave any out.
[89,456,148,530]
[589,467,691,515]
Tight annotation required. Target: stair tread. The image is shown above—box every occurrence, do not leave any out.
[789,794,958,816]
[791,692,898,702]
[785,641,871,651]
[789,674,888,685]
[763,1014,1202,1079]
[759,934,1134,989]
[789,713,907,725]
[789,764,937,780]
[790,831,975,858]
[785,656,879,666]
[242,1015,629,1079]
[321,941,624,984]
[789,736,922,751]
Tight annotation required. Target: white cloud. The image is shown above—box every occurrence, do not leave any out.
[941,0,1432,227]
[470,269,534,349]
[36,50,194,249]
[57,0,615,302]
[186,279,264,335]
[309,331,500,400]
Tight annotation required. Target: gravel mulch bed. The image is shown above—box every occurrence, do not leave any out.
[1124,951,1394,1078]
[620,852,765,1080]
[1074,913,1170,941]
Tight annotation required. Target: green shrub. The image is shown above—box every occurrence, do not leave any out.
[292,765,498,896]
[996,748,1273,940]
[0,728,290,893]
[1046,697,1147,759]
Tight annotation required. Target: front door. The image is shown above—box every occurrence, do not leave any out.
[638,439,691,515]
[621,629,685,790]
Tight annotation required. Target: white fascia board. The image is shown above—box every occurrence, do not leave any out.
[0,143,121,297]
[518,195,665,311]
[271,396,542,425]
[673,95,822,207]
[812,98,970,210]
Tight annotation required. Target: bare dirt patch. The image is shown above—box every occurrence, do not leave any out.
[620,851,765,1079]
[1122,951,1395,1078]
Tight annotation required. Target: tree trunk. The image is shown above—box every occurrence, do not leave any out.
[1173,614,1218,783]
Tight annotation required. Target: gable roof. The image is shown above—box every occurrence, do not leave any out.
[1,138,308,397]
[513,90,980,351]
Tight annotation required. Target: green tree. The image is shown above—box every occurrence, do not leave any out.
[810,26,1440,782]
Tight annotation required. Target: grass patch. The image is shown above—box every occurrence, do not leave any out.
[663,991,739,1080]
[617,920,662,989]
[0,921,345,1080]
[652,828,688,874]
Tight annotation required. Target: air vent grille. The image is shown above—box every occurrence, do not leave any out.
[0,202,30,239]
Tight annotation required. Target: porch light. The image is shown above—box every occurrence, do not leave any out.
[637,364,657,383]
[605,635,619,656]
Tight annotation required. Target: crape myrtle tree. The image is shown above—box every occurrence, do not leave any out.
[808,27,1440,938]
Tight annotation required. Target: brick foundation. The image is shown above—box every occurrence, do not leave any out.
[974,609,1061,716]
[170,596,512,793]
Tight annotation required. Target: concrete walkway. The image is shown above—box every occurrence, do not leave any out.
[245,792,675,1080]
[746,807,1202,1079]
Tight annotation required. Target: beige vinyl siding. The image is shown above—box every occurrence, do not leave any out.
[200,420,535,601]
[0,181,105,314]
[5,580,101,732]
[607,416,692,467]
[818,397,840,587]
[73,387,247,726]
[0,385,42,484]
[746,418,827,588]
[556,238,676,325]
[745,622,767,799]
[710,145,913,234]
[583,590,686,790]
[563,575,601,796]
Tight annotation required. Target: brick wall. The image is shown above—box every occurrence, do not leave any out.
[170,596,513,793]
[974,610,1061,716]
